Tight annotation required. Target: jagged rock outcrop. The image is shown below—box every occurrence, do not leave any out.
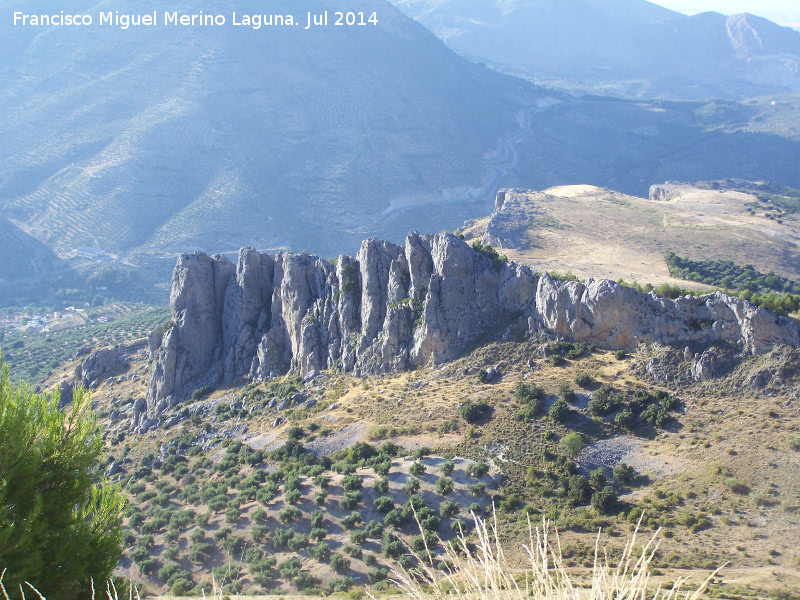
[74,339,147,389]
[649,184,680,202]
[483,188,540,250]
[145,232,800,417]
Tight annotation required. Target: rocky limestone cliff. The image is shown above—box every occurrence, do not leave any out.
[145,232,800,417]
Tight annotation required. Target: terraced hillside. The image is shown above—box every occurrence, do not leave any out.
[42,332,800,598]
[3,1,800,307]
[0,305,169,383]
[0,0,525,264]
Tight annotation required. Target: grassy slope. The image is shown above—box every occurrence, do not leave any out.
[62,334,800,598]
[461,183,800,288]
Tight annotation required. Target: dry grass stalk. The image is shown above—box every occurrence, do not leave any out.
[0,571,144,600]
[375,510,723,600]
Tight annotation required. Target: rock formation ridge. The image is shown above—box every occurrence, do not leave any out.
[146,232,800,416]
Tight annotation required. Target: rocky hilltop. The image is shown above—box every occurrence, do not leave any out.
[145,233,800,417]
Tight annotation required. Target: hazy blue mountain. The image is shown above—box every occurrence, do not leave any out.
[0,0,528,261]
[392,0,800,99]
[1,0,800,306]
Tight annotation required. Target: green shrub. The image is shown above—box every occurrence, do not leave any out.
[440,501,460,519]
[559,432,584,457]
[188,542,212,562]
[339,490,363,510]
[548,398,570,422]
[365,520,384,538]
[591,486,618,514]
[383,509,409,528]
[272,528,294,548]
[225,507,241,524]
[725,478,750,495]
[435,478,455,495]
[309,542,331,562]
[349,529,368,544]
[330,553,351,573]
[787,434,800,451]
[409,460,426,476]
[403,477,421,494]
[613,463,634,484]
[341,474,363,491]
[382,532,404,558]
[278,506,302,523]
[373,476,389,493]
[557,382,577,402]
[439,461,455,476]
[466,461,489,478]
[515,381,545,420]
[373,459,391,476]
[589,468,607,491]
[293,572,320,591]
[467,483,486,497]
[366,424,391,441]
[459,401,490,423]
[287,533,309,552]
[310,510,324,528]
[587,385,620,415]
[614,349,627,360]
[341,513,363,530]
[329,575,355,592]
[0,366,126,600]
[566,475,591,506]
[613,407,636,430]
[574,372,594,388]
[374,496,395,513]
[640,403,669,428]
[252,525,270,543]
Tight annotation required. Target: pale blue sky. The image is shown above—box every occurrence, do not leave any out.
[654,1,800,29]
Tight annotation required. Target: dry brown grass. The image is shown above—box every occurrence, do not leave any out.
[379,511,721,600]
[461,184,800,286]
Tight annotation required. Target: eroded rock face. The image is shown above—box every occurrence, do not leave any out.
[533,274,799,354]
[75,339,147,389]
[649,184,680,201]
[145,233,800,417]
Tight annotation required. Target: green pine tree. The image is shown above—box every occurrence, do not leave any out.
[0,357,126,600]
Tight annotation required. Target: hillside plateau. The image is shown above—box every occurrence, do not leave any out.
[463,180,800,288]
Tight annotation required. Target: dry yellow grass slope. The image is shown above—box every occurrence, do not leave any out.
[461,183,800,286]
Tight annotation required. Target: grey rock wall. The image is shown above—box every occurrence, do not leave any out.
[145,232,800,417]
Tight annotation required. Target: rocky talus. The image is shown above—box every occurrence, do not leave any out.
[146,233,800,415]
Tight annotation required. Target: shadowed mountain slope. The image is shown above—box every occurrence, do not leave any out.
[2,0,800,307]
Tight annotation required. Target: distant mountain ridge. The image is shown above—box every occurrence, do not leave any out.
[2,0,800,308]
[391,0,800,99]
